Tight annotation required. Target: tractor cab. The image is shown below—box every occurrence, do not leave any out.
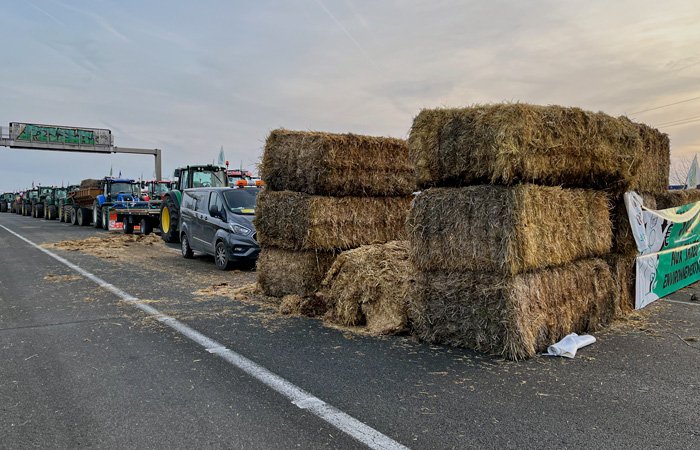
[227,168,253,186]
[37,186,53,202]
[54,187,68,200]
[102,178,140,202]
[142,180,173,201]
[174,165,228,190]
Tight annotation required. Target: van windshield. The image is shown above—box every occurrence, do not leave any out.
[223,188,259,215]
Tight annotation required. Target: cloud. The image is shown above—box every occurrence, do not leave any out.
[2,0,699,190]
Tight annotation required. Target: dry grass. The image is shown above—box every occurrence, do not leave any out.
[256,247,338,297]
[255,190,411,250]
[321,241,413,335]
[655,189,700,210]
[260,129,414,196]
[43,274,82,282]
[408,185,612,275]
[43,233,163,259]
[408,104,668,192]
[408,258,615,360]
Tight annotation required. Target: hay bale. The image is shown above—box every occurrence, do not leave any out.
[322,241,412,335]
[279,294,327,317]
[261,129,414,197]
[407,185,612,275]
[255,190,411,251]
[257,247,337,297]
[79,179,101,189]
[655,189,700,210]
[409,104,668,192]
[611,193,657,255]
[408,259,615,360]
[634,124,670,194]
[607,253,636,317]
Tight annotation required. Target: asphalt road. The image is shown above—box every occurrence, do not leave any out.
[1,212,700,449]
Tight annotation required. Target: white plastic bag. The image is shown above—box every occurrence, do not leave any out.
[545,333,596,358]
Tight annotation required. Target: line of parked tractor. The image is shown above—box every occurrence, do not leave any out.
[0,164,264,270]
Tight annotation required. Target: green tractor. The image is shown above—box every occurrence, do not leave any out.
[160,165,228,243]
[32,186,54,218]
[0,193,14,212]
[21,189,38,216]
[58,185,79,222]
[43,187,68,220]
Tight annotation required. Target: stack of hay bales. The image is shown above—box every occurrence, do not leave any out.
[407,104,670,360]
[255,129,414,301]
[606,123,670,315]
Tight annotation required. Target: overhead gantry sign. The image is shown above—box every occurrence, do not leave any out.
[0,122,162,179]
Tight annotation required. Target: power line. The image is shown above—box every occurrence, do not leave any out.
[656,114,700,127]
[661,118,700,129]
[630,95,700,115]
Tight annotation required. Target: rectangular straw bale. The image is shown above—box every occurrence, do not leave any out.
[408,259,615,360]
[321,241,412,335]
[633,124,670,194]
[409,104,667,191]
[255,190,411,251]
[611,193,656,255]
[655,189,700,210]
[408,185,612,275]
[257,247,337,297]
[260,129,414,196]
[607,253,636,317]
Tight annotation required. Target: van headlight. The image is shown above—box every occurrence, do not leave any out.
[229,223,251,235]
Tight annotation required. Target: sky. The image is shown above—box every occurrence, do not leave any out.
[1,0,699,191]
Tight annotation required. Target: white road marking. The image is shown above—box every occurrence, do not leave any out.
[664,298,700,307]
[0,224,408,450]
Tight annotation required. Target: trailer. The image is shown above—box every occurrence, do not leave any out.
[68,184,102,226]
[107,201,161,235]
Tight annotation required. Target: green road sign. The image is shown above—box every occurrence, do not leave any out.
[8,122,112,149]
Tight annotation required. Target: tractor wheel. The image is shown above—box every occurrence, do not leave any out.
[77,207,89,226]
[0,203,6,213]
[71,208,78,225]
[36,204,43,218]
[102,209,109,230]
[160,196,179,243]
[93,201,102,228]
[140,218,153,236]
[43,204,48,219]
[58,204,64,222]
[124,219,134,235]
[181,233,194,259]
[50,205,57,220]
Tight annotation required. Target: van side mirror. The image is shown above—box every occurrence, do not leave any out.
[209,204,226,221]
